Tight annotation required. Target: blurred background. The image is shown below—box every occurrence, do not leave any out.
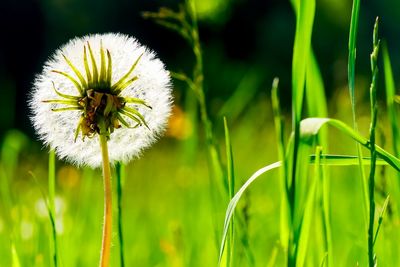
[1,0,400,266]
[1,0,400,135]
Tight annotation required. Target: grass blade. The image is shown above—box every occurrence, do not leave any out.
[348,0,369,229]
[373,195,390,246]
[290,0,316,264]
[367,17,380,267]
[348,0,360,113]
[271,78,290,249]
[116,162,126,267]
[219,117,235,267]
[11,243,21,267]
[296,146,321,267]
[48,150,58,267]
[218,161,282,263]
[383,43,400,156]
[309,154,388,166]
[300,118,400,172]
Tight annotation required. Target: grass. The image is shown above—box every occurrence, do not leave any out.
[2,0,400,266]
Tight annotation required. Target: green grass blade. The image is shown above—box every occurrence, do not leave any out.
[367,17,380,267]
[300,118,400,172]
[348,0,360,114]
[11,243,21,267]
[116,162,126,267]
[309,154,388,166]
[219,117,235,267]
[383,42,400,156]
[305,49,331,267]
[29,171,59,267]
[306,50,328,119]
[48,150,58,267]
[373,195,390,246]
[218,161,282,263]
[296,146,321,267]
[290,0,315,263]
[291,0,315,124]
[348,0,369,229]
[271,78,290,249]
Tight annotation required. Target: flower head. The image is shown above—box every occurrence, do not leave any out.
[30,33,172,167]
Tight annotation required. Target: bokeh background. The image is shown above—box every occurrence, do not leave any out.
[1,0,400,266]
[2,0,400,135]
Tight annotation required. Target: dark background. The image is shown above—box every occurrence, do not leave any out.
[1,0,400,137]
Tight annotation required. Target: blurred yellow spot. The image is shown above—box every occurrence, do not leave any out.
[166,105,193,140]
[58,166,80,189]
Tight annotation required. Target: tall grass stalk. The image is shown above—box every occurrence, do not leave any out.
[48,150,58,267]
[367,17,380,267]
[143,0,226,252]
[383,44,400,157]
[142,1,223,184]
[382,43,400,212]
[289,0,315,264]
[218,117,235,267]
[348,0,369,225]
[116,162,125,267]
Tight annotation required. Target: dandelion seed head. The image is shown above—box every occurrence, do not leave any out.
[30,33,172,167]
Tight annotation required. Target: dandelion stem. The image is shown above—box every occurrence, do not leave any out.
[99,134,113,267]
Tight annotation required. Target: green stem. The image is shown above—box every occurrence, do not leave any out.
[99,135,113,267]
[48,150,58,267]
[368,17,380,267]
[116,162,125,267]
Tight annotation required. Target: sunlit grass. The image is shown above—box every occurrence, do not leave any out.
[2,0,400,266]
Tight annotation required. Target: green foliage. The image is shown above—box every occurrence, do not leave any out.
[3,0,400,266]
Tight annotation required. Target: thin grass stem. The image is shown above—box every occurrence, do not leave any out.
[48,150,58,267]
[116,162,125,267]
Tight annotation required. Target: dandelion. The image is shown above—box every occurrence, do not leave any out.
[29,33,172,267]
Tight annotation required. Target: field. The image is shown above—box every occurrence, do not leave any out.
[2,0,400,266]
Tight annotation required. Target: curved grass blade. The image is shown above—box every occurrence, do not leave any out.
[218,161,282,263]
[300,118,400,172]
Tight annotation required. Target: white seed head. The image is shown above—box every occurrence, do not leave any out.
[30,33,172,167]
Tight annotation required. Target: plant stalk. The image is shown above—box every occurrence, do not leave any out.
[99,134,113,267]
